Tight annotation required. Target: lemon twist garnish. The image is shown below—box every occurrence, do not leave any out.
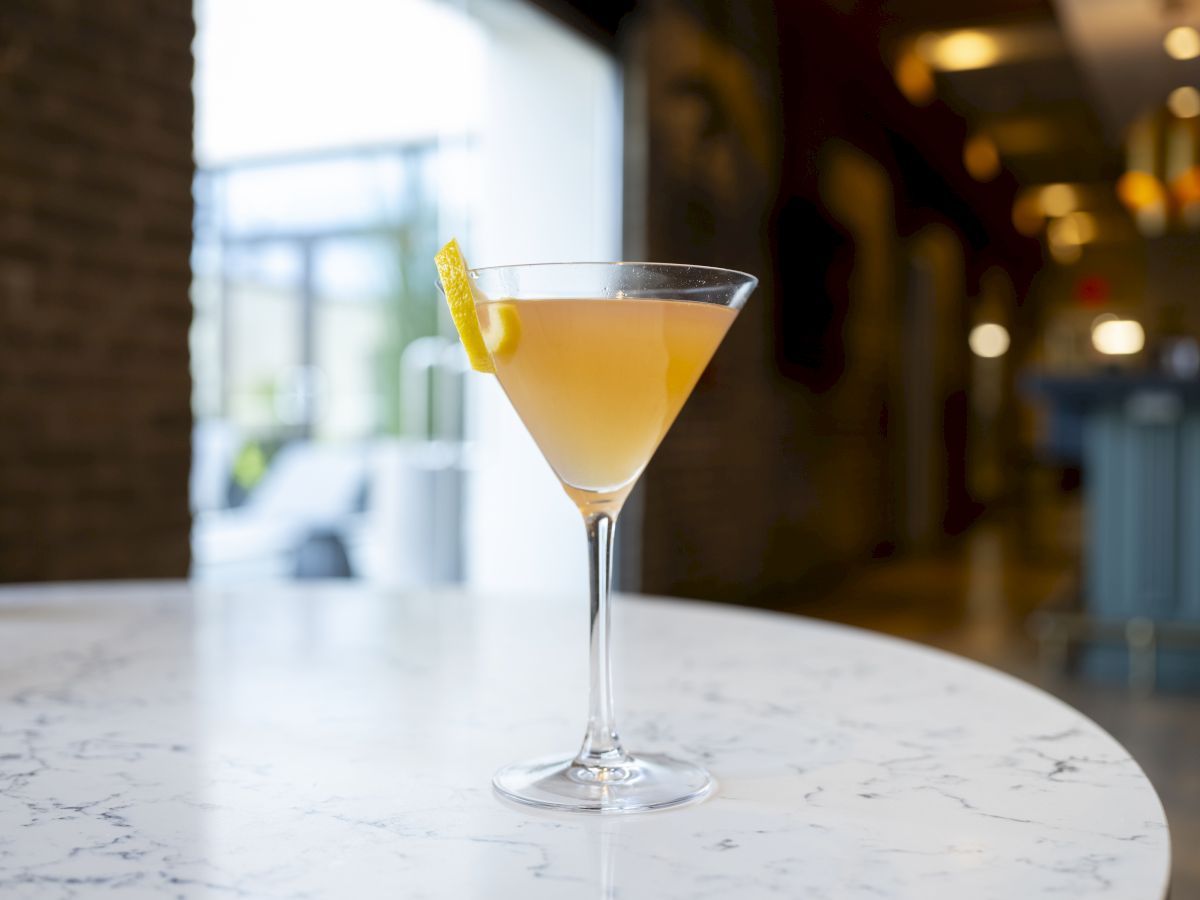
[435,238,495,374]
[481,301,521,361]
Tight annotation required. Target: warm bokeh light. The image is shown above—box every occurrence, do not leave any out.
[917,30,1001,72]
[1164,26,1200,61]
[1091,317,1145,355]
[1048,211,1097,247]
[1116,171,1167,211]
[1172,166,1200,206]
[1135,204,1169,236]
[1011,192,1043,236]
[1071,211,1098,242]
[1168,86,1200,119]
[963,132,1000,181]
[1039,183,1077,217]
[1127,112,1160,165]
[1048,216,1080,247]
[1049,240,1082,264]
[894,48,936,106]
[968,323,1010,358]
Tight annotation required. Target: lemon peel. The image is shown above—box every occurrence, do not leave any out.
[435,238,494,374]
[481,301,521,360]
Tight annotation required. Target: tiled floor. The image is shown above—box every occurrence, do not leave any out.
[769,504,1200,898]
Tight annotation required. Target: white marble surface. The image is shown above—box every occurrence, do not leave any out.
[0,581,1170,899]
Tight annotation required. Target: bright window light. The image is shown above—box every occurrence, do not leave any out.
[190,0,621,591]
[194,0,485,164]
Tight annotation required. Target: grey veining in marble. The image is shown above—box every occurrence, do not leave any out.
[0,582,1171,898]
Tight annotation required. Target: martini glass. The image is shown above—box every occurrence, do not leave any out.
[469,261,756,813]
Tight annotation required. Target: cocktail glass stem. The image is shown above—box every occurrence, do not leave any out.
[574,510,631,771]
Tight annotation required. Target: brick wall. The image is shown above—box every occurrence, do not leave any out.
[0,0,194,580]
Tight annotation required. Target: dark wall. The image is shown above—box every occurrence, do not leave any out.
[624,0,1037,603]
[0,0,194,580]
[623,0,794,602]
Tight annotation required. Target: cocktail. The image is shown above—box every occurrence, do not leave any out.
[437,241,756,813]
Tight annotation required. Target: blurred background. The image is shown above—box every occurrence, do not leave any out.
[1,0,1198,890]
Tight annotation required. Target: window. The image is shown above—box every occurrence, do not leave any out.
[190,0,621,587]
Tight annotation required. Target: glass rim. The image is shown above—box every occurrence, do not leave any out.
[467,260,758,287]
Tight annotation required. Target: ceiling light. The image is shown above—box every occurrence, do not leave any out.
[917,30,1001,72]
[968,323,1010,359]
[1165,26,1200,60]
[1091,318,1144,356]
[1169,86,1200,118]
[1039,183,1077,217]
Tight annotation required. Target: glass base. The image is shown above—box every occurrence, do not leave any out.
[493,752,715,813]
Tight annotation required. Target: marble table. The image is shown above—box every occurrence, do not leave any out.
[0,582,1171,899]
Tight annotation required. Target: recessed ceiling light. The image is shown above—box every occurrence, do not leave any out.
[1164,26,1200,61]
